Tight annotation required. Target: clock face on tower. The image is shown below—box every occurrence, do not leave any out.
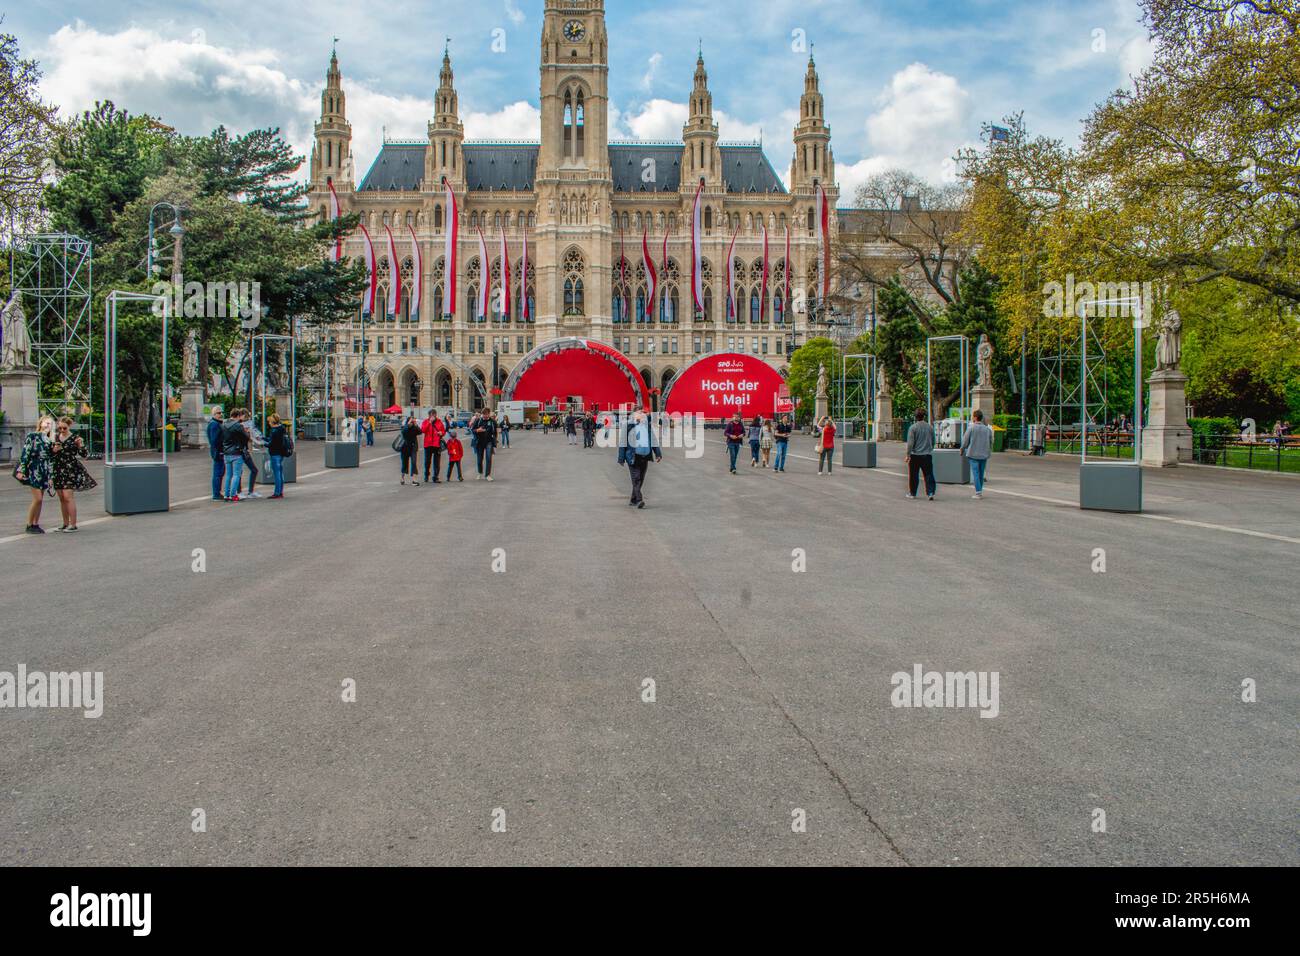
[563,19,586,42]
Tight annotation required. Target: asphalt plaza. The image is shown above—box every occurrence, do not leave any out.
[1,432,1295,865]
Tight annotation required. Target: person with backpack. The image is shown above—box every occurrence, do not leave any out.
[445,430,465,481]
[960,409,994,499]
[266,413,293,499]
[398,415,421,485]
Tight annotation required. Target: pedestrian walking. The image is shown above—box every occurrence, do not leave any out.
[500,416,511,448]
[445,430,465,481]
[816,415,836,474]
[221,408,250,501]
[960,409,994,499]
[398,415,421,485]
[48,417,96,532]
[582,412,596,448]
[473,409,498,480]
[747,415,764,467]
[266,413,292,499]
[13,414,55,534]
[760,420,774,468]
[421,408,446,483]
[366,414,376,446]
[905,409,937,500]
[565,412,578,445]
[773,414,792,472]
[206,407,226,500]
[724,412,745,473]
[618,409,662,509]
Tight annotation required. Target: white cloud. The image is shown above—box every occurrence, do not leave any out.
[842,62,975,191]
[640,52,664,92]
[504,0,526,27]
[464,101,542,141]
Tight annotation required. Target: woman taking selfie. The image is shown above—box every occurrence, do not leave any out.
[13,414,55,534]
[50,416,97,532]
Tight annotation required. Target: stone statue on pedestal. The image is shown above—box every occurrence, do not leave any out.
[1155,309,1182,371]
[816,363,828,399]
[976,334,994,388]
[182,329,199,383]
[340,417,356,442]
[877,366,891,399]
[1,294,33,371]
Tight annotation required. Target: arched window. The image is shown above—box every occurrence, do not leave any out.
[563,248,585,316]
[661,258,680,324]
[563,90,573,158]
[575,90,586,158]
[704,206,713,234]
[750,290,761,325]
[434,204,443,229]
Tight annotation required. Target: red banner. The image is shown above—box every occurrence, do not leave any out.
[663,353,787,420]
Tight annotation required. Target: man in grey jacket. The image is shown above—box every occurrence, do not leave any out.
[905,409,937,500]
[960,409,994,499]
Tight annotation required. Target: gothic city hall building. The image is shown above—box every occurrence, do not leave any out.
[308,0,850,415]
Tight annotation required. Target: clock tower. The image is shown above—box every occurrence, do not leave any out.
[538,0,609,176]
[537,1,612,338]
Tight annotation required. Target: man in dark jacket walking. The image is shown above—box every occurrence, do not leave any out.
[618,409,662,508]
[473,410,498,480]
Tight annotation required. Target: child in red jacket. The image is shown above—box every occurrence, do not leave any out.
[445,431,465,482]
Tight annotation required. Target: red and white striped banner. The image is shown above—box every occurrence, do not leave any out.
[520,229,530,322]
[476,227,489,319]
[384,224,402,319]
[690,179,705,315]
[327,180,343,263]
[407,224,422,319]
[661,230,669,321]
[358,224,378,316]
[783,225,791,320]
[815,182,831,303]
[619,226,629,322]
[726,228,739,319]
[642,229,658,323]
[443,177,458,319]
[499,224,512,321]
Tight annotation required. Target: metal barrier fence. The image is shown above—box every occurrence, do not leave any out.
[1193,434,1300,474]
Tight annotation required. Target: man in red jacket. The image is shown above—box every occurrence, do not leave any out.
[421,409,447,483]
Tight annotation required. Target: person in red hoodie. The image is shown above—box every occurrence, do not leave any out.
[445,430,465,482]
[421,409,446,483]
[816,414,837,475]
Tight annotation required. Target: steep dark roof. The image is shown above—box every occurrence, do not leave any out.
[359,142,786,195]
[609,143,785,194]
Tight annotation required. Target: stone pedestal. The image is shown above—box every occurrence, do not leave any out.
[1,367,39,456]
[178,382,206,449]
[814,394,829,426]
[273,390,293,420]
[325,441,359,469]
[972,385,995,424]
[875,393,893,440]
[1142,369,1192,467]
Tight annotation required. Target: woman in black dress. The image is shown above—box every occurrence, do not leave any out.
[50,416,96,532]
[398,415,421,485]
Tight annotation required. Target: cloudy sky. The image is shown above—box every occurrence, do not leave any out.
[9,0,1154,203]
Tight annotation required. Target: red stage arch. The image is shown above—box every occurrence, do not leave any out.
[504,338,649,410]
[662,352,787,419]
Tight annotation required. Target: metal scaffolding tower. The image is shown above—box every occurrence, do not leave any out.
[1034,323,1109,433]
[13,234,94,418]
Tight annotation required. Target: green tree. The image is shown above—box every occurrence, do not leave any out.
[178,125,309,220]
[44,102,171,248]
[0,29,58,235]
[787,337,838,423]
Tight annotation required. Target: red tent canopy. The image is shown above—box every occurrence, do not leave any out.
[383,404,404,415]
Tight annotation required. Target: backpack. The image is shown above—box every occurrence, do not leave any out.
[282,430,295,458]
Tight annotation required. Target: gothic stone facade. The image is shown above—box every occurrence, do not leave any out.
[308,0,849,411]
